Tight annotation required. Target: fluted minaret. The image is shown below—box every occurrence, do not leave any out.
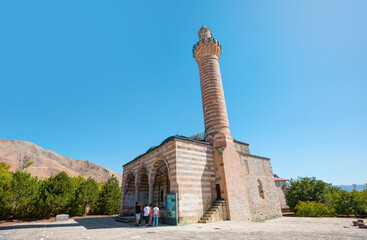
[193,26,231,143]
[193,26,251,221]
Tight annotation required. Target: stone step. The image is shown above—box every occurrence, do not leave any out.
[198,199,224,224]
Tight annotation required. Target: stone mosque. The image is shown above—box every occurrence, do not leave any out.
[119,26,282,224]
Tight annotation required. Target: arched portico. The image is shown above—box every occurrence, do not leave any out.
[122,157,173,217]
[150,156,171,221]
[136,164,150,205]
[122,171,135,214]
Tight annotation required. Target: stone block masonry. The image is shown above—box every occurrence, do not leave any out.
[120,25,282,224]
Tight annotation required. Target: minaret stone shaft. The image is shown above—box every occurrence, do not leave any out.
[193,26,230,144]
[193,26,251,221]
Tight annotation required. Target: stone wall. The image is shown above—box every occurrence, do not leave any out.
[175,138,215,224]
[121,135,281,223]
[120,139,178,215]
[120,137,215,224]
[234,140,250,154]
[240,153,282,221]
[275,180,287,209]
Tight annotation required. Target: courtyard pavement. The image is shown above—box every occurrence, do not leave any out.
[0,216,366,240]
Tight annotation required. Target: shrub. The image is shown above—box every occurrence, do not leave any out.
[327,189,367,217]
[295,201,335,217]
[284,177,330,211]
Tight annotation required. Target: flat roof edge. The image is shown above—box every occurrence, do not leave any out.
[233,139,249,146]
[122,136,210,168]
[239,153,270,160]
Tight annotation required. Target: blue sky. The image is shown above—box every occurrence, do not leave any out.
[0,1,366,185]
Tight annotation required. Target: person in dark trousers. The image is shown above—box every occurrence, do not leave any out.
[143,204,150,227]
[135,202,141,226]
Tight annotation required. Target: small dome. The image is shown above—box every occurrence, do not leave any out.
[198,25,211,40]
[188,132,206,141]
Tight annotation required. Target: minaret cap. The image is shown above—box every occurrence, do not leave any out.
[198,25,211,40]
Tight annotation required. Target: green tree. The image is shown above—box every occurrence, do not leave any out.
[350,190,367,217]
[327,189,367,217]
[284,177,330,211]
[40,171,75,216]
[68,177,99,216]
[0,162,12,219]
[79,177,99,215]
[96,175,121,215]
[8,170,39,218]
[35,179,52,218]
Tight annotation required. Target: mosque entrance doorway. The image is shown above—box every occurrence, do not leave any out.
[216,184,221,199]
[152,158,170,221]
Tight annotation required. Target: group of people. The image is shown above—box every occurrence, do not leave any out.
[135,202,160,227]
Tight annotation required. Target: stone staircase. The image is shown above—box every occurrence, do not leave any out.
[198,198,225,223]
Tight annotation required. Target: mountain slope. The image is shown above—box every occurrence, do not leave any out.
[0,138,122,184]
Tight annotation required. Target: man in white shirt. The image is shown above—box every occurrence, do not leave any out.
[143,204,150,227]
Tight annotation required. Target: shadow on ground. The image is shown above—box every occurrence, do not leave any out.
[0,216,174,231]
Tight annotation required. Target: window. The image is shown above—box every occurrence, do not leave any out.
[257,180,265,199]
[160,190,164,202]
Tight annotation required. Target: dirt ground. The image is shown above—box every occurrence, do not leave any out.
[0,216,366,240]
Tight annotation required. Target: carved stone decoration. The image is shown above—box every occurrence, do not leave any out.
[215,146,226,152]
[193,37,222,62]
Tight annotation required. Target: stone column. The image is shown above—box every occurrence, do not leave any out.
[119,182,125,216]
[149,179,154,204]
[135,182,140,202]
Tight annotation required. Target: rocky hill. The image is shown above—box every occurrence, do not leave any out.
[0,138,122,184]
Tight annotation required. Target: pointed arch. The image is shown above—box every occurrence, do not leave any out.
[257,179,265,199]
[150,155,171,209]
[122,170,136,212]
[136,163,150,185]
[150,155,171,182]
[123,170,135,194]
[136,163,150,204]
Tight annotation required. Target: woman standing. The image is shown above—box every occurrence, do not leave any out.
[152,204,160,227]
[148,204,153,226]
